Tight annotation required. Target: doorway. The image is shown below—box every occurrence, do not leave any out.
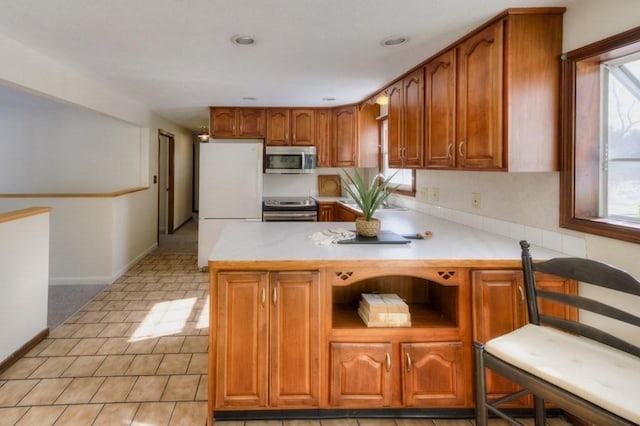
[158,130,175,241]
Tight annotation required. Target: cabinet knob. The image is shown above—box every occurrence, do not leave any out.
[385,353,391,372]
[405,352,412,372]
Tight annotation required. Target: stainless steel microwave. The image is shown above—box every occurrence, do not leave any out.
[264,146,317,174]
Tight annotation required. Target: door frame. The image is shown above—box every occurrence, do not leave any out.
[158,129,175,240]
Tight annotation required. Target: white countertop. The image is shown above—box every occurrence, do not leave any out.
[208,209,564,264]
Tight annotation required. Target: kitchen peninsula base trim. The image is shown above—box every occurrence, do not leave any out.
[212,408,565,421]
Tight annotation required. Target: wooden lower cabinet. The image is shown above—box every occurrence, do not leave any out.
[330,342,393,407]
[472,270,577,406]
[318,203,335,222]
[215,271,319,409]
[334,203,360,222]
[401,342,465,407]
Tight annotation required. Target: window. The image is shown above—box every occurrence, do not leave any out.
[561,26,640,243]
[379,118,416,195]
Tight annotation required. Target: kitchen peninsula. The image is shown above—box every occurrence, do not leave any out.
[207,210,576,422]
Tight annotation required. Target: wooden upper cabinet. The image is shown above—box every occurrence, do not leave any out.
[425,50,456,168]
[210,107,265,139]
[456,21,504,170]
[291,109,315,146]
[238,108,267,138]
[332,105,358,167]
[315,109,332,167]
[386,68,424,168]
[425,9,563,171]
[266,109,290,146]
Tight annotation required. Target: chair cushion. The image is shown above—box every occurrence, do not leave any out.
[485,324,640,424]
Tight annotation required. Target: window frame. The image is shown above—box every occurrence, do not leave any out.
[377,115,416,197]
[561,25,640,243]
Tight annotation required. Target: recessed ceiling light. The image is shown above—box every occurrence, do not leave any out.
[242,97,257,101]
[322,97,337,101]
[232,35,255,46]
[381,36,408,47]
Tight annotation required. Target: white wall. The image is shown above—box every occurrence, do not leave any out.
[0,210,49,361]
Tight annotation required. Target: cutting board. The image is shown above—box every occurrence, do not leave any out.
[318,174,342,197]
[337,230,411,245]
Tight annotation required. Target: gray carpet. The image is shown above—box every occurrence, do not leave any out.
[47,218,198,330]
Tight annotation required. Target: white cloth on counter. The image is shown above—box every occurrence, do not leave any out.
[308,228,355,245]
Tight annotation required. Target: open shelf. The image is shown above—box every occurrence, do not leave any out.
[333,303,457,329]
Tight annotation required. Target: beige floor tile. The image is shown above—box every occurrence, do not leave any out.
[48,324,83,338]
[154,336,186,354]
[169,401,208,425]
[14,405,66,426]
[91,376,137,403]
[0,358,46,380]
[126,300,152,310]
[246,421,284,426]
[92,402,139,426]
[126,376,169,402]
[55,376,105,404]
[29,357,76,378]
[215,421,245,426]
[357,420,397,426]
[320,421,358,426]
[70,323,108,338]
[181,336,208,353]
[396,420,436,426]
[0,407,29,426]
[125,354,163,375]
[157,354,191,375]
[24,339,53,357]
[284,420,321,426]
[195,375,207,401]
[93,354,135,376]
[95,337,130,355]
[97,323,132,338]
[53,404,103,425]
[187,353,208,374]
[60,355,106,377]
[125,337,159,354]
[161,375,200,401]
[102,291,128,301]
[101,311,131,323]
[103,300,130,311]
[38,339,80,357]
[67,337,108,356]
[75,311,109,323]
[17,378,72,406]
[0,380,39,407]
[82,300,108,311]
[123,292,147,301]
[132,401,175,425]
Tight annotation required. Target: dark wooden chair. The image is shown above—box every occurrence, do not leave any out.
[473,240,640,426]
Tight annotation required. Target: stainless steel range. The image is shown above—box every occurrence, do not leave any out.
[262,196,318,222]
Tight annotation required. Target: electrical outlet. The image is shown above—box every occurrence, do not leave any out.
[430,188,440,202]
[472,192,481,209]
[419,187,429,199]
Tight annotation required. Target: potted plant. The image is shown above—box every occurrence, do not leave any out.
[342,169,399,237]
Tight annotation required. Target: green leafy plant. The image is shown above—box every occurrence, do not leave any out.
[341,169,399,221]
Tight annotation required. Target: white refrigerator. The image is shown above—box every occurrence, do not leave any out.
[198,140,263,268]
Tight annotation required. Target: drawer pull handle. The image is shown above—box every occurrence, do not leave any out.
[447,143,453,159]
[518,285,525,303]
[385,353,391,372]
[406,352,412,372]
[261,288,266,306]
[272,287,277,305]
[458,141,465,158]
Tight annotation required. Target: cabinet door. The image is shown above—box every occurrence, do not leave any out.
[238,108,266,138]
[318,203,335,222]
[269,271,320,406]
[315,109,332,167]
[457,21,504,170]
[386,82,404,168]
[291,109,315,146]
[425,50,456,169]
[216,272,268,408]
[267,109,290,146]
[210,108,237,138]
[402,68,424,168]
[472,270,527,406]
[334,204,358,222]
[330,342,393,407]
[332,106,358,167]
[401,342,465,407]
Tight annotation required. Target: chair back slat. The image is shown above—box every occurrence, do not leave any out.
[536,290,640,327]
[539,314,640,358]
[520,240,640,359]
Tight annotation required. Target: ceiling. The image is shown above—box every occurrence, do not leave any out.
[0,0,573,132]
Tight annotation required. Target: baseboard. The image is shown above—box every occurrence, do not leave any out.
[0,328,49,374]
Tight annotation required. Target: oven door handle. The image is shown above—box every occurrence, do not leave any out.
[262,211,318,221]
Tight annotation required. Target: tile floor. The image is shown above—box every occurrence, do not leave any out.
[0,221,574,425]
